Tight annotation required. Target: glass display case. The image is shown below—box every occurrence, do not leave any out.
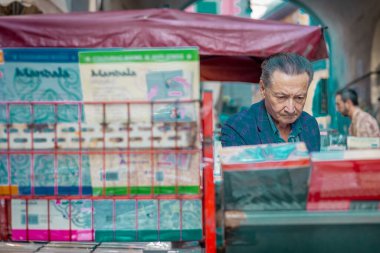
[220,144,380,253]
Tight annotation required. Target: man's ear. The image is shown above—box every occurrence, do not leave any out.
[259,80,265,98]
[346,99,354,107]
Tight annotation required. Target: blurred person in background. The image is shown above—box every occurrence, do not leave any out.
[221,52,320,152]
[335,88,380,137]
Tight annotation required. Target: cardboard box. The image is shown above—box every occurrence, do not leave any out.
[1,154,92,196]
[90,151,200,196]
[93,199,202,242]
[347,136,380,150]
[11,199,93,241]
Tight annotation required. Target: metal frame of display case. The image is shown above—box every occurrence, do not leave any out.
[0,91,217,253]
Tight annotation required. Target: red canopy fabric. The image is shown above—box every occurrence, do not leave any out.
[0,8,328,83]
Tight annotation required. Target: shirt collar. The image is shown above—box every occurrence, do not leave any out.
[266,111,302,137]
[290,117,302,138]
[267,111,278,134]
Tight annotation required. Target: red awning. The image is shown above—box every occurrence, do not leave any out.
[0,8,328,83]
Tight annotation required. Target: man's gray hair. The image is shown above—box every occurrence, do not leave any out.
[260,52,314,87]
[336,88,359,106]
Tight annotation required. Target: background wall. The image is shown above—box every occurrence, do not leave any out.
[295,0,380,112]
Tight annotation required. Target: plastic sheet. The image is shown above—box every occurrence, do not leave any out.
[10,199,202,242]
[221,143,311,211]
[0,9,328,83]
[308,150,380,211]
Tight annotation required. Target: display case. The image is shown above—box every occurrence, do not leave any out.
[220,146,380,253]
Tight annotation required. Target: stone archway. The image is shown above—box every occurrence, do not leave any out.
[370,19,380,105]
[0,1,42,15]
[0,0,69,15]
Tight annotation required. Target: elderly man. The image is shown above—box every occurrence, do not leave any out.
[221,52,320,152]
[335,88,380,137]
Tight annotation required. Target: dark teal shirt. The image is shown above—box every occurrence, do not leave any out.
[222,100,321,152]
[266,112,301,143]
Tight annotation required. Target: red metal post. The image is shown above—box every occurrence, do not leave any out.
[202,91,216,253]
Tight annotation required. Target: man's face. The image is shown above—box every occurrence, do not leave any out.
[335,94,349,116]
[260,70,309,127]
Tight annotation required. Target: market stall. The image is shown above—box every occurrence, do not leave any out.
[0,8,329,253]
[0,8,327,83]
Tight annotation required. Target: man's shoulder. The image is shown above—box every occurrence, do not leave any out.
[358,108,377,121]
[221,101,264,147]
[356,108,380,130]
[299,111,319,132]
[353,107,380,137]
[225,101,263,125]
[299,111,320,151]
[300,111,318,124]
